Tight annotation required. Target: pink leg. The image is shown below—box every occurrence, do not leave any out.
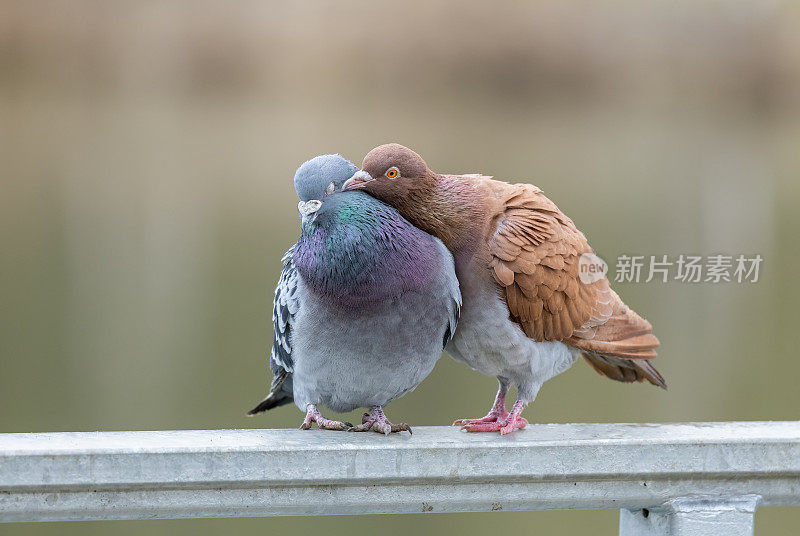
[500,399,528,435]
[453,386,508,426]
[461,399,528,434]
[350,405,412,435]
[299,404,353,431]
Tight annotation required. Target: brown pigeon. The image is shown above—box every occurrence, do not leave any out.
[342,143,664,434]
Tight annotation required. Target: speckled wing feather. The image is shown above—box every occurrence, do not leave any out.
[483,181,665,388]
[271,246,300,374]
[247,246,298,414]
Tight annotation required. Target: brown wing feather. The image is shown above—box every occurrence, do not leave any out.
[484,182,664,388]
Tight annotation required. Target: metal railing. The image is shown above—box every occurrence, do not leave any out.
[1,422,799,535]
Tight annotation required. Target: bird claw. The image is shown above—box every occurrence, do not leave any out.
[350,420,399,434]
[461,416,528,434]
[501,416,527,435]
[397,423,412,435]
[348,421,374,433]
[300,419,353,431]
[453,411,509,426]
[348,407,411,434]
[299,405,353,431]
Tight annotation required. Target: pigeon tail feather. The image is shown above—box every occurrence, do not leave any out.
[247,391,293,415]
[581,352,667,389]
[247,368,294,415]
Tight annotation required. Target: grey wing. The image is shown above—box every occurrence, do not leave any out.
[247,246,300,415]
[437,239,462,350]
[271,245,301,374]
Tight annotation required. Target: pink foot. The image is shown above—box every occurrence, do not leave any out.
[300,404,353,431]
[461,399,528,435]
[461,416,528,434]
[349,406,412,435]
[454,410,508,426]
[453,388,508,426]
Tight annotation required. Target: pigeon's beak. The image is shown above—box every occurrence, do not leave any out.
[298,199,322,224]
[342,170,374,191]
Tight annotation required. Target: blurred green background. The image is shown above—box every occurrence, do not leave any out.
[2,1,799,534]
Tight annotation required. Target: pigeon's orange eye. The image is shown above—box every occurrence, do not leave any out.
[386,168,399,179]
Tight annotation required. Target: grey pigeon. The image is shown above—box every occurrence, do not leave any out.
[248,154,461,434]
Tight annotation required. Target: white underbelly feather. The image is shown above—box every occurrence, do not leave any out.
[446,288,579,390]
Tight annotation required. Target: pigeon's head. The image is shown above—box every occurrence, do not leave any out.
[343,143,477,252]
[293,154,359,225]
[341,144,435,208]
